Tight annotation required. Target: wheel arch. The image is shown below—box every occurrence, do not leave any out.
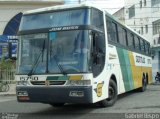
[110,74,117,86]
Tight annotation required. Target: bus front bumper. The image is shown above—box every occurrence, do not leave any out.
[16,86,93,104]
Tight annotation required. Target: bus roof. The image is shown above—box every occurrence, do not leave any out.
[23,3,149,43]
[23,3,102,15]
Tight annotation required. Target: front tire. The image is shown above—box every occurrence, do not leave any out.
[98,80,117,107]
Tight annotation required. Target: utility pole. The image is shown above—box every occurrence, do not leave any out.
[79,0,81,4]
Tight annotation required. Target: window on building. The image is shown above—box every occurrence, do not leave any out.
[154,39,156,45]
[140,0,142,8]
[158,37,160,44]
[152,0,160,12]
[144,0,147,6]
[145,25,148,33]
[153,19,160,35]
[159,52,160,68]
[151,0,160,6]
[128,5,135,18]
[141,26,143,34]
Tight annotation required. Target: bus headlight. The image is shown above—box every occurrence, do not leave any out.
[66,80,91,86]
[17,81,29,86]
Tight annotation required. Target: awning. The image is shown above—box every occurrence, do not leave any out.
[0,35,8,42]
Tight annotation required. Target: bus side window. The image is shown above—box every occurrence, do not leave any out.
[106,18,113,41]
[106,18,118,43]
[118,26,127,46]
[148,43,151,55]
[140,39,145,52]
[135,36,140,51]
[92,8,104,31]
[145,41,148,55]
[128,33,135,49]
[112,22,118,42]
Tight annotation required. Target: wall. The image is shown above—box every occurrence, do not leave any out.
[0,1,63,35]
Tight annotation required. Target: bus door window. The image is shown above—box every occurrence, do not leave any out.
[92,32,105,77]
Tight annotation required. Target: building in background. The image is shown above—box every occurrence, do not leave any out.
[113,0,160,79]
[113,7,125,24]
[0,0,64,59]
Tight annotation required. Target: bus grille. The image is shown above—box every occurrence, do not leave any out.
[30,81,66,85]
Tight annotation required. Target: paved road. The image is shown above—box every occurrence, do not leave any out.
[0,85,160,119]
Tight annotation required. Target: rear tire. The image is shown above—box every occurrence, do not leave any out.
[139,75,147,92]
[98,80,117,107]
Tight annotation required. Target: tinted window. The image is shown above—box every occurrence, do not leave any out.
[112,22,118,42]
[145,42,149,54]
[128,33,135,49]
[106,18,113,41]
[135,36,140,50]
[92,33,105,77]
[140,39,145,52]
[20,9,90,31]
[106,18,118,42]
[118,26,127,46]
[91,8,104,31]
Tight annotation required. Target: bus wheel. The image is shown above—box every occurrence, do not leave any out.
[140,76,147,92]
[98,80,117,107]
[50,103,65,107]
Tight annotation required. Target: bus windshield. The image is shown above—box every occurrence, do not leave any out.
[17,30,90,74]
[19,9,90,31]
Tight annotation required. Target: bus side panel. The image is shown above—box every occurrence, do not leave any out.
[116,47,152,92]
[108,45,126,95]
[116,47,134,92]
[131,52,152,85]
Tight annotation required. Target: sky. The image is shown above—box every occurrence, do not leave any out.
[64,0,125,14]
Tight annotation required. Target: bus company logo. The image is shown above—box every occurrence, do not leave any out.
[49,26,79,32]
[136,56,145,64]
[45,80,50,86]
[94,82,104,97]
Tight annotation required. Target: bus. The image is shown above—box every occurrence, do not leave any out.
[15,4,152,107]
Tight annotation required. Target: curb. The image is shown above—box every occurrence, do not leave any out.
[0,94,16,96]
[0,93,16,96]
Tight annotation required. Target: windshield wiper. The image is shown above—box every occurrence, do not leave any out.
[28,40,45,76]
[53,55,67,75]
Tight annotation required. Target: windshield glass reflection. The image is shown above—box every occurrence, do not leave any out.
[48,30,90,74]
